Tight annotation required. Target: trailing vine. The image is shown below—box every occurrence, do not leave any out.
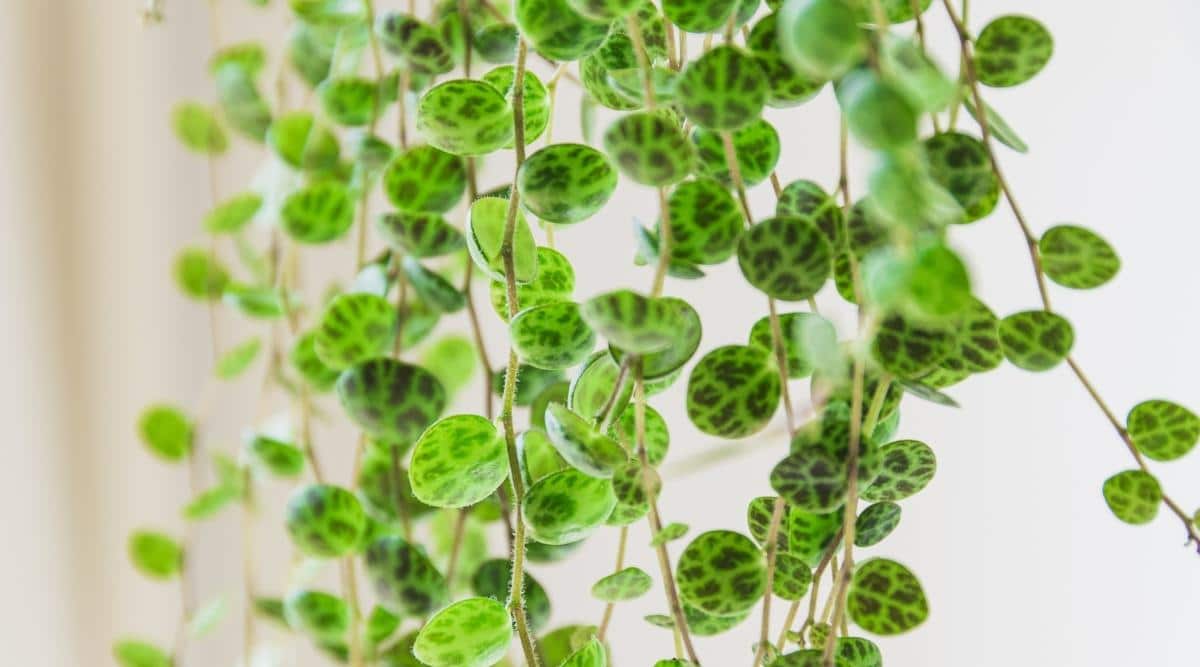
[117,1,1198,666]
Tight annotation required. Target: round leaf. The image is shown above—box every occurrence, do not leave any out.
[128,530,182,579]
[846,558,929,635]
[592,566,652,602]
[364,535,450,616]
[417,79,513,156]
[686,344,781,438]
[336,358,447,442]
[854,502,901,547]
[998,310,1074,371]
[281,181,355,243]
[691,119,780,186]
[413,598,512,667]
[511,302,597,370]
[738,216,832,301]
[409,415,508,508]
[676,530,766,616]
[1039,224,1121,289]
[518,143,618,224]
[544,403,628,478]
[138,405,192,462]
[1102,470,1163,525]
[974,15,1054,88]
[666,178,743,265]
[382,145,467,214]
[523,468,617,544]
[860,440,936,503]
[603,111,696,186]
[314,293,398,370]
[285,484,367,558]
[677,46,768,131]
[466,196,539,283]
[1127,400,1200,462]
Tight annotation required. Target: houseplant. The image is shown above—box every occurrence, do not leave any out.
[119,0,1198,665]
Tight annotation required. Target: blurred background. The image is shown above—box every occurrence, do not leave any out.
[3,0,1199,665]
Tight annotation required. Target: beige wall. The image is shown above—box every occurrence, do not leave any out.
[4,1,1199,665]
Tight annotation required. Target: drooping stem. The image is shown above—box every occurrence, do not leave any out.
[634,365,702,664]
[497,38,542,667]
[941,0,1200,551]
[354,0,388,271]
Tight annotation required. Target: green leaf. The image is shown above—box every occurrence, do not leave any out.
[285,484,367,557]
[417,79,513,156]
[215,337,262,380]
[281,181,356,243]
[608,459,659,525]
[773,553,814,601]
[609,296,703,380]
[738,216,833,301]
[691,119,780,187]
[676,530,765,616]
[382,145,467,214]
[651,522,689,546]
[377,13,455,74]
[413,598,512,667]
[603,110,696,186]
[1039,224,1121,289]
[471,559,552,632]
[544,403,627,477]
[401,256,465,313]
[1127,399,1200,462]
[128,530,182,580]
[188,596,227,638]
[518,143,618,224]
[846,558,929,635]
[510,302,596,370]
[871,313,954,380]
[777,0,867,79]
[786,509,842,568]
[182,485,238,520]
[746,13,826,108]
[749,312,838,379]
[974,15,1054,88]
[482,66,551,148]
[771,449,847,513]
[1102,470,1162,525]
[365,605,401,647]
[609,403,670,466]
[568,351,632,420]
[466,196,539,283]
[314,293,398,370]
[409,415,508,508]
[290,0,367,26]
[267,111,341,171]
[923,132,1000,223]
[663,0,736,32]
[962,94,1028,153]
[291,330,342,391]
[364,535,450,616]
[684,601,752,636]
[515,0,611,62]
[523,469,617,545]
[173,248,229,301]
[285,589,350,641]
[837,68,918,150]
[665,178,744,266]
[318,76,385,127]
[171,101,228,154]
[686,345,780,438]
[561,638,608,667]
[421,335,477,394]
[855,502,902,547]
[520,429,569,483]
[677,46,768,131]
[245,435,305,478]
[580,290,682,355]
[998,310,1074,371]
[113,640,171,667]
[138,404,192,462]
[861,439,936,502]
[490,246,576,320]
[204,192,262,233]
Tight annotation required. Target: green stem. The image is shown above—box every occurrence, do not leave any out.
[497,38,542,667]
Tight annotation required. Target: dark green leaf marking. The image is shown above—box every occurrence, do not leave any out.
[607,459,658,525]
[998,310,1074,371]
[746,13,826,108]
[870,313,954,380]
[737,216,833,301]
[846,558,929,635]
[401,257,465,314]
[171,101,228,154]
[974,15,1054,88]
[771,448,847,513]
[1102,470,1162,525]
[676,530,766,617]
[518,143,618,224]
[491,246,576,320]
[775,180,844,245]
[687,344,781,438]
[677,46,768,131]
[773,552,813,601]
[336,358,447,442]
[786,508,843,568]
[1039,224,1121,289]
[376,13,456,75]
[314,293,398,371]
[663,0,737,33]
[291,330,342,392]
[749,311,838,379]
[610,296,703,380]
[609,403,670,466]
[285,484,367,558]
[580,289,682,355]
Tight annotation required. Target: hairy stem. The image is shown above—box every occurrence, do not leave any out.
[497,38,542,667]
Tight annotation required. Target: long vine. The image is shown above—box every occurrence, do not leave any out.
[117,1,1198,667]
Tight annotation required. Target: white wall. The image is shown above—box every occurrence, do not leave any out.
[2,1,1197,665]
